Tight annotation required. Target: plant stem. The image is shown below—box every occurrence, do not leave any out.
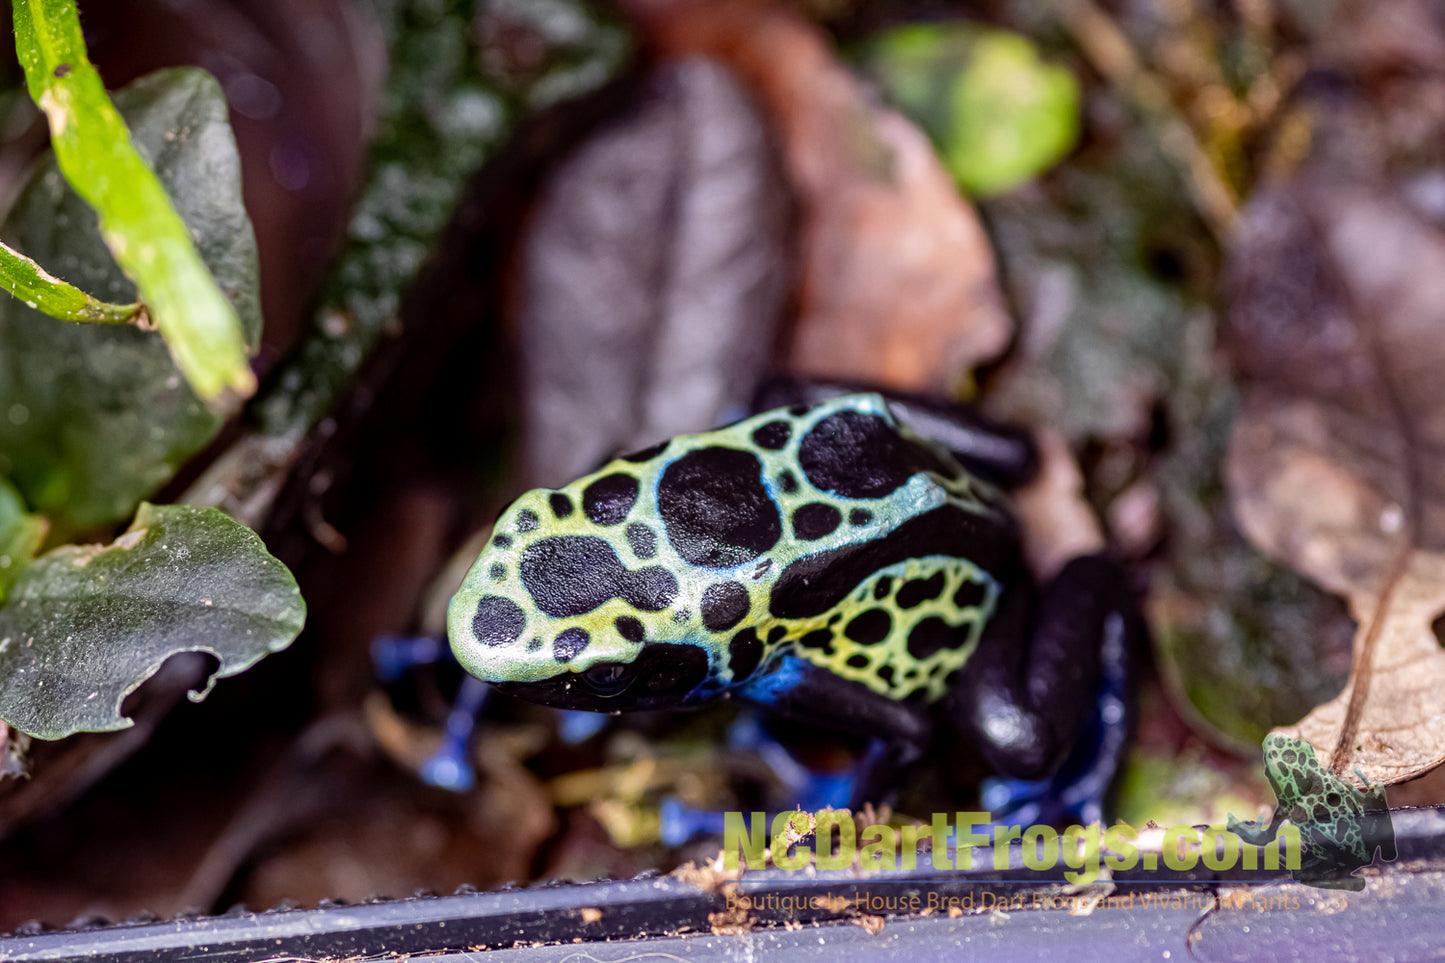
[11,0,255,400]
[0,235,139,322]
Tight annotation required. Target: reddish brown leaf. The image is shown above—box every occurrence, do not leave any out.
[618,0,1012,393]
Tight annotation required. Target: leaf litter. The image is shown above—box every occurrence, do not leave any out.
[1228,176,1445,784]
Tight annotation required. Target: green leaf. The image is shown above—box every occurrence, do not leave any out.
[0,503,304,740]
[0,67,261,529]
[11,0,255,400]
[864,24,1080,198]
[0,476,45,605]
[0,238,138,322]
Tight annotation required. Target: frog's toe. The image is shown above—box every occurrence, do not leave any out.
[421,747,476,792]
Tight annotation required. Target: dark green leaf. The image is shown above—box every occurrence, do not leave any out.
[0,68,261,529]
[0,503,303,740]
[0,476,45,605]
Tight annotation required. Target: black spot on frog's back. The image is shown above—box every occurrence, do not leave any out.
[799,410,952,499]
[626,523,657,559]
[583,473,640,525]
[752,420,792,451]
[769,505,1013,620]
[729,627,763,681]
[554,627,590,662]
[701,581,751,631]
[844,609,891,644]
[520,535,678,617]
[952,579,987,610]
[792,503,842,540]
[658,447,782,568]
[615,615,645,643]
[906,616,969,660]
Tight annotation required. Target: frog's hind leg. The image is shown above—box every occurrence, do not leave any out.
[740,655,934,810]
[944,556,1136,826]
[658,710,861,845]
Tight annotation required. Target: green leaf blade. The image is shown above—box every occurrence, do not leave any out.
[0,476,46,605]
[0,503,304,740]
[11,0,254,399]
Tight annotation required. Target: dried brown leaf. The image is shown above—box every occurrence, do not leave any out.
[518,57,791,486]
[1011,427,1105,580]
[1227,175,1445,783]
[618,0,1012,393]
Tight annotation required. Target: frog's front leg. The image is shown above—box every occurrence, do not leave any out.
[740,655,933,808]
[947,555,1135,824]
[1227,808,1287,847]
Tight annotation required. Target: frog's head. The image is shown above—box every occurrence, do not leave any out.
[448,392,1005,712]
[446,436,778,712]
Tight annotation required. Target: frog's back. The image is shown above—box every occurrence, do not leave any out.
[449,393,1019,706]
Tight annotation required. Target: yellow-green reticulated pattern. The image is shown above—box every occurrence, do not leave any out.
[449,393,1013,704]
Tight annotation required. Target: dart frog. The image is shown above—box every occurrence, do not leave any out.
[442,384,1137,822]
[1227,733,1396,891]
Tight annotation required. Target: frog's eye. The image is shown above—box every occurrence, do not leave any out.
[582,662,633,698]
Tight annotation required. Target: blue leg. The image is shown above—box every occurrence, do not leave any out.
[371,634,489,791]
[659,711,860,845]
[373,634,615,787]
[418,674,489,791]
[727,712,856,811]
[557,709,611,745]
[371,634,449,682]
[740,656,928,809]
[659,796,730,846]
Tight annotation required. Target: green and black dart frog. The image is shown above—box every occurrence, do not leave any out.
[1228,733,1396,891]
[443,383,1138,822]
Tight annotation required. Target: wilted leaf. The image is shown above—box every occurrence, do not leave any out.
[619,0,1011,393]
[0,68,261,530]
[518,57,791,486]
[0,503,303,740]
[862,23,1080,198]
[1227,176,1445,784]
[0,477,45,605]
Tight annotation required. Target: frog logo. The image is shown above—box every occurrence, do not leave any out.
[1228,734,1397,891]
